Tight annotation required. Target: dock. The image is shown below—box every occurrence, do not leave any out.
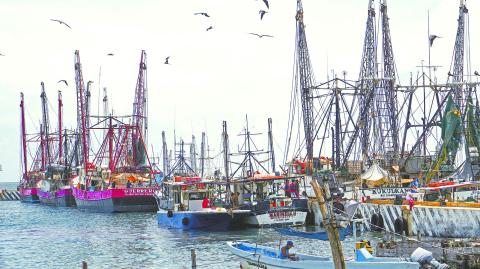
[0,189,20,201]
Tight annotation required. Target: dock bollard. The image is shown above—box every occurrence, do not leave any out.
[191,249,197,269]
[82,261,88,269]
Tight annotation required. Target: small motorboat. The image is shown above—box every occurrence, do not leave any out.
[227,241,420,269]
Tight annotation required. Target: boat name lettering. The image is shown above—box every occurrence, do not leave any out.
[269,211,296,220]
[124,188,154,196]
[361,188,411,198]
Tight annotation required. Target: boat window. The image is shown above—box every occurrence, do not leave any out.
[174,192,181,204]
[189,192,207,200]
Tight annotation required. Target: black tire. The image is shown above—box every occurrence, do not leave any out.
[394,218,404,235]
[167,210,173,218]
[371,214,379,231]
[402,218,409,235]
[377,214,384,231]
[182,217,189,226]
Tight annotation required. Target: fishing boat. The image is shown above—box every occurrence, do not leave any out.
[227,241,420,269]
[73,167,158,213]
[232,175,309,227]
[18,185,39,203]
[155,178,250,230]
[37,164,76,207]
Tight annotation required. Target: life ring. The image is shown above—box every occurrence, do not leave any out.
[182,217,189,226]
[167,210,173,218]
[394,218,404,234]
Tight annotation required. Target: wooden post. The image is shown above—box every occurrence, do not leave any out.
[402,206,413,236]
[82,261,87,269]
[191,249,197,269]
[311,180,345,269]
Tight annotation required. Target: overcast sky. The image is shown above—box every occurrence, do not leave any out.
[0,0,478,182]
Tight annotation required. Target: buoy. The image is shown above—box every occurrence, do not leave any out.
[182,217,189,226]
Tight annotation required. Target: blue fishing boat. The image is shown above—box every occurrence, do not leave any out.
[276,225,352,241]
[227,241,421,269]
[155,178,250,230]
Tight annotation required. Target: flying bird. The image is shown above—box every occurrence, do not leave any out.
[50,19,71,29]
[164,56,170,65]
[194,12,210,17]
[259,10,268,20]
[474,71,480,76]
[448,71,453,77]
[107,53,114,56]
[0,53,4,56]
[429,34,441,47]
[262,0,269,9]
[57,80,68,86]
[206,26,213,31]
[249,32,274,38]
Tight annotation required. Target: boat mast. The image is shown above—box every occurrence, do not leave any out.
[190,135,197,174]
[200,132,206,178]
[295,0,315,164]
[267,118,276,174]
[20,93,29,182]
[40,82,51,166]
[74,50,89,177]
[222,121,230,181]
[162,131,170,177]
[132,50,147,165]
[58,90,63,164]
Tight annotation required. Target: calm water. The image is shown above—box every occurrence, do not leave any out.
[0,182,380,269]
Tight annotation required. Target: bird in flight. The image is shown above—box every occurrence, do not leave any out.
[164,56,170,65]
[58,80,68,86]
[0,53,4,56]
[429,34,441,47]
[259,10,268,20]
[448,71,454,77]
[474,71,480,76]
[194,12,210,17]
[249,33,274,38]
[206,26,213,31]
[262,0,269,9]
[107,53,114,56]
[50,19,71,29]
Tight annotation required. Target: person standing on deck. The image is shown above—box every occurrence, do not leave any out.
[406,191,414,210]
[202,196,210,208]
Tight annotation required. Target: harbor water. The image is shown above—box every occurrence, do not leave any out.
[0,182,380,268]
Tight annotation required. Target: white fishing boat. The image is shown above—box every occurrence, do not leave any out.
[227,241,420,269]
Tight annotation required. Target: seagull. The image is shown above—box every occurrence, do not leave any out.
[448,71,453,77]
[194,12,210,17]
[249,32,274,38]
[107,53,114,56]
[50,19,71,29]
[164,56,170,65]
[206,26,213,31]
[57,80,68,86]
[429,35,441,47]
[474,71,480,76]
[259,10,268,20]
[262,0,269,9]
[0,53,4,56]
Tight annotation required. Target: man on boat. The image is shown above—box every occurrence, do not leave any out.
[202,196,210,208]
[280,240,299,261]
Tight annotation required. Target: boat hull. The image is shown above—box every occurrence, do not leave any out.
[244,210,307,227]
[38,189,76,207]
[19,187,39,203]
[229,242,419,269]
[73,188,157,213]
[157,210,250,231]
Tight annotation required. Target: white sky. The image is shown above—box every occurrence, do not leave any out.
[0,0,479,182]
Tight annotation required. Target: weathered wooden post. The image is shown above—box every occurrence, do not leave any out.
[82,261,88,269]
[191,249,197,269]
[311,180,345,269]
[401,206,413,236]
